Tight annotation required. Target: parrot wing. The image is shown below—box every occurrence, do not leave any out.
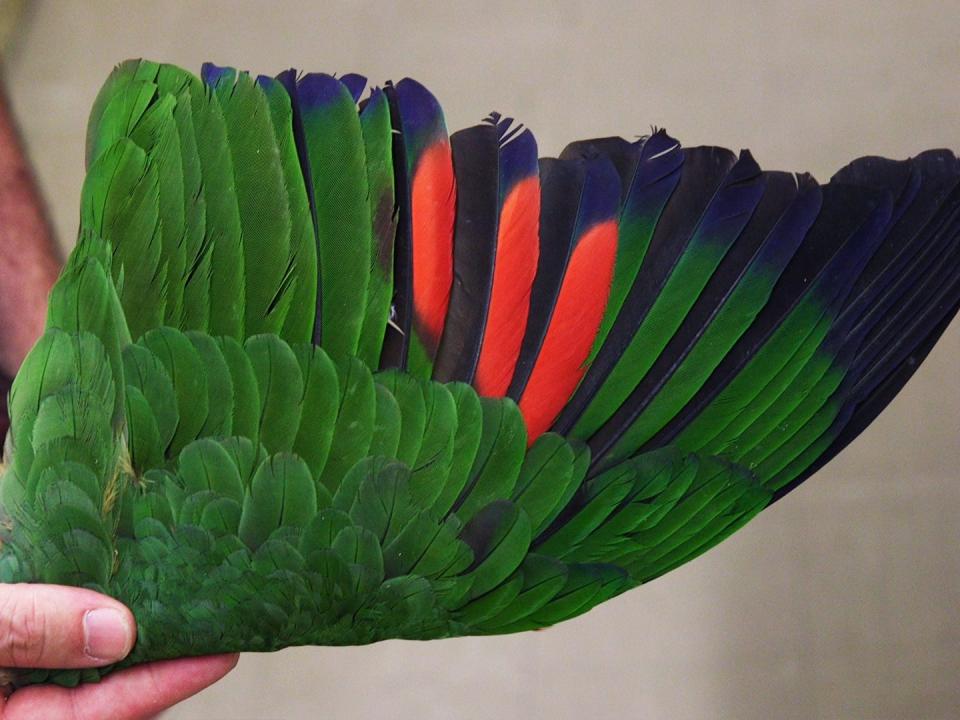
[1,60,957,687]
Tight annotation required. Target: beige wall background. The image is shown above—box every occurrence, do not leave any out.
[2,1,958,718]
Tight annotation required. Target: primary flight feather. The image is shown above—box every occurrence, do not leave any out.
[0,58,957,688]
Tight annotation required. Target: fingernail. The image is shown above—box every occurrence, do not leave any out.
[83,608,132,661]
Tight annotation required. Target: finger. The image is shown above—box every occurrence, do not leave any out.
[1,654,240,720]
[0,584,135,668]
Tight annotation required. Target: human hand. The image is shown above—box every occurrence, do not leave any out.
[0,583,238,719]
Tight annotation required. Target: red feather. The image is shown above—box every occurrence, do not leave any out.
[475,176,541,396]
[411,140,456,354]
[518,219,618,441]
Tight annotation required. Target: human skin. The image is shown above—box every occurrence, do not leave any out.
[0,74,59,380]
[0,584,239,720]
[0,75,240,718]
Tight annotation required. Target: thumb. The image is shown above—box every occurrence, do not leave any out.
[0,584,135,668]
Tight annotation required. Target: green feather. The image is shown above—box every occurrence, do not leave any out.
[534,464,636,560]
[456,571,524,626]
[122,344,178,454]
[215,337,261,442]
[259,76,317,345]
[160,63,245,338]
[186,332,233,438]
[199,498,242,537]
[511,433,577,536]
[356,88,397,368]
[383,513,471,580]
[169,88,210,332]
[178,438,245,505]
[239,454,317,550]
[80,139,164,339]
[140,328,206,456]
[8,331,90,482]
[348,459,415,546]
[124,385,163,474]
[207,69,292,336]
[430,383,483,519]
[291,344,340,480]
[300,508,353,553]
[375,370,426,467]
[476,554,569,631]
[85,60,142,164]
[332,525,384,596]
[369,383,403,459]
[244,334,303,454]
[45,258,127,425]
[319,356,376,496]
[297,75,371,357]
[525,564,629,628]
[125,91,187,326]
[409,381,457,508]
[458,500,531,600]
[85,76,155,167]
[454,397,526,523]
[675,298,833,454]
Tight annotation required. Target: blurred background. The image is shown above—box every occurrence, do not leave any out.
[2,1,958,718]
